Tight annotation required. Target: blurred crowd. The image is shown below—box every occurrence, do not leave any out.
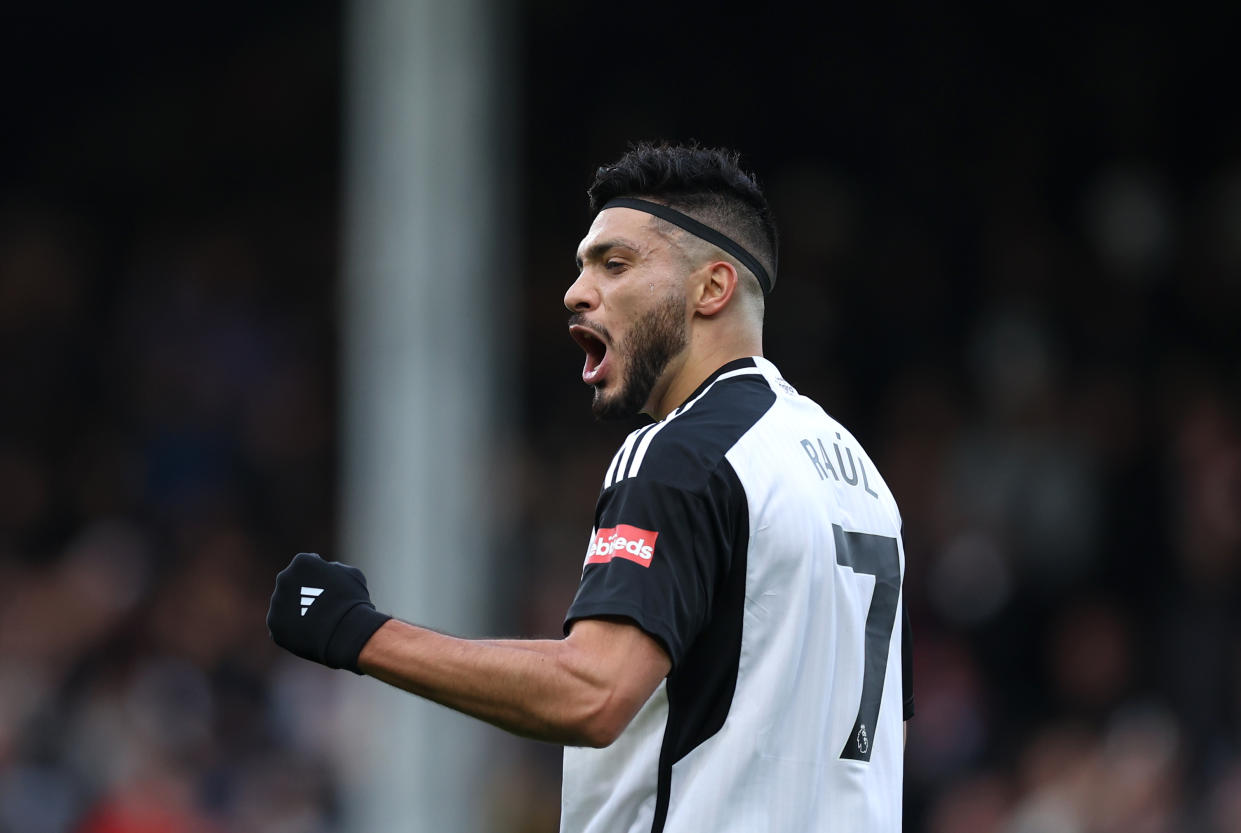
[1,10,350,833]
[3,4,1240,833]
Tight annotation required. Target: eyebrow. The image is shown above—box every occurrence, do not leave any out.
[574,238,642,271]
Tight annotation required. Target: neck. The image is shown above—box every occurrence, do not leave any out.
[646,337,763,420]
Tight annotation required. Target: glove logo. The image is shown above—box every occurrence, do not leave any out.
[300,586,324,616]
[586,525,659,568]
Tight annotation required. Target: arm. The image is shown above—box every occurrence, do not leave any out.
[265,553,671,748]
[358,616,671,747]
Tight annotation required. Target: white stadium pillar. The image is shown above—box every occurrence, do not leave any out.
[340,0,512,830]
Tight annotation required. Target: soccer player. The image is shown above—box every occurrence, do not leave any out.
[268,143,914,832]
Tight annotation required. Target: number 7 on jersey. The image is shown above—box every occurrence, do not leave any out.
[832,525,902,763]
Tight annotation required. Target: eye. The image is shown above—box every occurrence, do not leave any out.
[605,259,627,272]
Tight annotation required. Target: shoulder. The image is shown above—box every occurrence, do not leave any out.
[605,366,777,494]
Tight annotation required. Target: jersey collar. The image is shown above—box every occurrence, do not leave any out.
[670,357,760,415]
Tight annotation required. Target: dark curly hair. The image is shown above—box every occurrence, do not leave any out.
[587,142,779,292]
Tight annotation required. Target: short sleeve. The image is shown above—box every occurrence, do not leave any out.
[564,470,740,667]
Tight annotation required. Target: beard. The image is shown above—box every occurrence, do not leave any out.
[591,293,688,421]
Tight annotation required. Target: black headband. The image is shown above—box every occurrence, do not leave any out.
[600,197,774,294]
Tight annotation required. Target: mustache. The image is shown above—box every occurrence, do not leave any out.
[567,313,613,344]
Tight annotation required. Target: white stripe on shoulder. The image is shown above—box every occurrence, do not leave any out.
[622,367,765,482]
[608,423,657,488]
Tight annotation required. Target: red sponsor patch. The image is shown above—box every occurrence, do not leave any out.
[586,524,659,568]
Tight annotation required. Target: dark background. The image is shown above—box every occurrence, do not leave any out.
[2,3,1239,831]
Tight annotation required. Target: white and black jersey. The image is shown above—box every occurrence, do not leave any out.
[561,357,913,833]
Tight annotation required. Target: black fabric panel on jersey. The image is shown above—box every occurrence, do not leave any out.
[902,602,915,720]
[564,365,776,665]
[565,478,724,663]
[650,461,750,833]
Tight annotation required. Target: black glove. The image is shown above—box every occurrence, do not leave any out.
[267,552,392,673]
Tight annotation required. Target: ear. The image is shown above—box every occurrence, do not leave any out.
[694,260,739,317]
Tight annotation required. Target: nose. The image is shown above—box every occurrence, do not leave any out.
[563,271,597,313]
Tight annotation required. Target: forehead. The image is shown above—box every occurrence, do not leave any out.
[575,207,663,259]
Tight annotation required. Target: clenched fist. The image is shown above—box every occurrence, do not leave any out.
[266,552,392,673]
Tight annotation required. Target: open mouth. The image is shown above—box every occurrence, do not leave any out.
[569,323,610,385]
